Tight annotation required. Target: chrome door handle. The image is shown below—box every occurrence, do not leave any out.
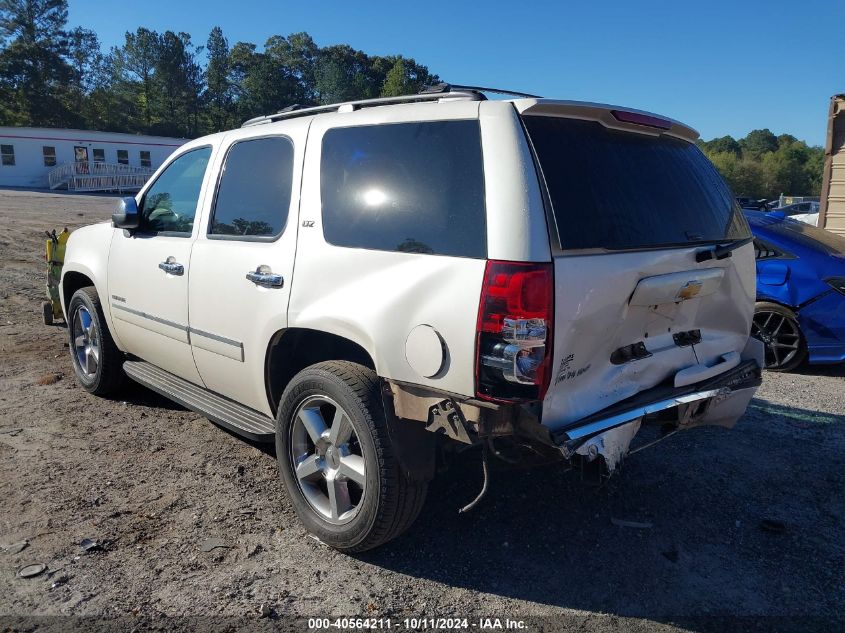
[158,257,184,276]
[246,266,284,288]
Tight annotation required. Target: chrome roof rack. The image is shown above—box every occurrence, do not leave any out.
[242,90,481,128]
[241,83,542,127]
[421,83,542,99]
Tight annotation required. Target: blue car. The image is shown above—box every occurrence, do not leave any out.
[746,211,845,370]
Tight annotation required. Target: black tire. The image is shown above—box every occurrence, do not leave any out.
[275,361,427,552]
[67,286,126,395]
[41,301,53,326]
[751,301,808,372]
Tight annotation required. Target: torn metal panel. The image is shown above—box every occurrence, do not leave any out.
[575,418,642,474]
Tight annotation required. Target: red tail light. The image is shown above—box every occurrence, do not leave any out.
[610,109,671,130]
[475,261,554,402]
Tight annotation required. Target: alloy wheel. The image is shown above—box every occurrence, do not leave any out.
[72,305,100,377]
[751,309,801,369]
[289,395,367,525]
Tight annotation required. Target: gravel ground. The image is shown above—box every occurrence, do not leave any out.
[0,189,843,631]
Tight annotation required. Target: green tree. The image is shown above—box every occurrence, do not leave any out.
[151,31,203,137]
[205,26,231,132]
[701,129,824,198]
[381,58,411,97]
[0,19,449,137]
[113,27,160,130]
[315,44,376,104]
[83,51,137,132]
[66,26,101,114]
[0,0,75,126]
[229,40,299,122]
[699,135,741,156]
[264,31,318,103]
[741,128,778,156]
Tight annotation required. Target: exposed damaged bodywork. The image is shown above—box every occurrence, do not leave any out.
[384,350,762,476]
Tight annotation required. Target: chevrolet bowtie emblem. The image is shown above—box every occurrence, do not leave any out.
[676,280,703,300]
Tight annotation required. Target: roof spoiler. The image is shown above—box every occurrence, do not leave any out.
[515,99,699,143]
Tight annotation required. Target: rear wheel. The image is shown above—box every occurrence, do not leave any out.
[275,361,427,552]
[68,286,126,395]
[751,302,807,372]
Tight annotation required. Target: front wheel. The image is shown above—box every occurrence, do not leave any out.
[67,286,126,395]
[751,301,808,372]
[275,361,427,552]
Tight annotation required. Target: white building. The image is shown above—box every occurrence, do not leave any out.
[0,127,187,190]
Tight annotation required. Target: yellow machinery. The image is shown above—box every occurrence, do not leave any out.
[42,228,70,325]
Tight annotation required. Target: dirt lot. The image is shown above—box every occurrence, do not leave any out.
[1,189,843,631]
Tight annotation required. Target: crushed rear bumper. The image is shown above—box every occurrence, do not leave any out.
[551,359,762,458]
[384,357,761,464]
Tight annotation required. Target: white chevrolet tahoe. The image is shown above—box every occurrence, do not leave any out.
[60,85,764,551]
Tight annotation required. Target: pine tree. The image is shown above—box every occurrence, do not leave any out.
[205,26,231,132]
[381,58,411,97]
[0,0,75,126]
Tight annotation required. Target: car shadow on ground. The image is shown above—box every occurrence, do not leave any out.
[355,398,845,626]
[794,363,845,378]
[117,380,190,411]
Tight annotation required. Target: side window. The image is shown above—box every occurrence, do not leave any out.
[320,120,486,258]
[1,144,15,166]
[210,136,294,238]
[92,148,105,163]
[753,239,782,260]
[117,149,129,165]
[141,147,212,235]
[140,150,151,168]
[42,146,57,167]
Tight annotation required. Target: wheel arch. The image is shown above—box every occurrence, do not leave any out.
[61,264,126,352]
[61,268,96,314]
[264,328,377,415]
[755,296,799,313]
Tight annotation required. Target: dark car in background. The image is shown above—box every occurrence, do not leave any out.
[747,211,845,370]
[737,196,766,210]
[774,201,821,216]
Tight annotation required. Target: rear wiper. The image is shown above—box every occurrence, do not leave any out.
[695,237,753,263]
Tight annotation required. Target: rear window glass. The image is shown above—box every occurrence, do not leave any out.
[320,120,486,258]
[522,116,750,250]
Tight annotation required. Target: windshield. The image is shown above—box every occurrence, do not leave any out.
[522,116,750,250]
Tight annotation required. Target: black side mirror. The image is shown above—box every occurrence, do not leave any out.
[112,197,140,230]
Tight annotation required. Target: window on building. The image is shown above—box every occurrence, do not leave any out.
[92,149,105,163]
[1,144,15,167]
[117,149,129,165]
[320,120,487,258]
[140,150,151,168]
[210,137,294,238]
[42,146,57,167]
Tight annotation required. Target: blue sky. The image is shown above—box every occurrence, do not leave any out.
[70,0,842,145]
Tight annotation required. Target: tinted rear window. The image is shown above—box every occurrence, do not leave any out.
[320,120,486,258]
[522,116,749,250]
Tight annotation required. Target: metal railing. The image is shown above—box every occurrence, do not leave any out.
[778,194,821,207]
[48,161,155,192]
